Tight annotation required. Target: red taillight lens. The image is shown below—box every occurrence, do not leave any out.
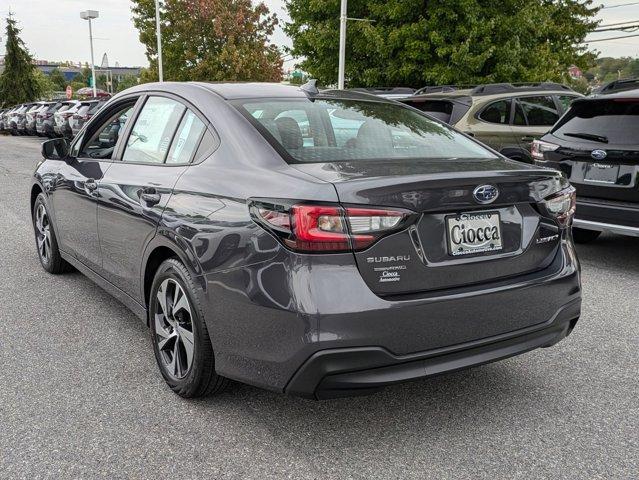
[251,201,412,253]
[290,205,350,252]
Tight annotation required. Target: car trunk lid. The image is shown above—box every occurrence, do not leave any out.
[292,158,565,296]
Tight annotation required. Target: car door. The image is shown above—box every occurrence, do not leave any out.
[511,95,561,151]
[51,98,140,271]
[97,94,207,300]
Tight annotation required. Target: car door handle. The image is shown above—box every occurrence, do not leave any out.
[521,136,535,142]
[140,188,161,206]
[85,179,98,192]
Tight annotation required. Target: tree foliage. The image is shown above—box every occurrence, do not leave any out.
[285,0,600,88]
[48,68,68,91]
[131,0,283,82]
[0,14,43,107]
[588,57,639,83]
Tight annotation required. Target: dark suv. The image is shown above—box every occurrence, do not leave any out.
[533,89,639,241]
[402,83,582,163]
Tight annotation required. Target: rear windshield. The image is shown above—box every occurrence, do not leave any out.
[237,98,495,164]
[77,104,92,116]
[89,102,104,114]
[552,99,639,145]
[403,100,454,123]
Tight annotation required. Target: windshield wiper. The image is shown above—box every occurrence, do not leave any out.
[563,132,609,143]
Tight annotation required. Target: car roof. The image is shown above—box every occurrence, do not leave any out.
[586,87,639,100]
[119,81,397,104]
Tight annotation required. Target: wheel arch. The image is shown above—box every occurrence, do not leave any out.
[30,182,43,214]
[141,234,205,322]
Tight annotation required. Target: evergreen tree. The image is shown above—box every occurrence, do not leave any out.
[0,14,42,107]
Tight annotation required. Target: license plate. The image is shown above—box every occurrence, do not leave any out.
[447,212,503,256]
[585,163,619,184]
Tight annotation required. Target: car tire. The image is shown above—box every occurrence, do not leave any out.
[149,258,229,398]
[32,193,73,274]
[572,228,602,244]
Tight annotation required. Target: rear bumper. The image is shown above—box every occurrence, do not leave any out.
[286,299,580,399]
[205,238,581,397]
[575,196,639,236]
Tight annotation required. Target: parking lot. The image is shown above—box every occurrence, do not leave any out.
[0,134,637,479]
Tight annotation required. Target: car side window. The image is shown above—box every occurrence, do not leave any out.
[78,104,135,159]
[122,96,185,164]
[165,110,207,164]
[515,96,559,126]
[478,100,510,124]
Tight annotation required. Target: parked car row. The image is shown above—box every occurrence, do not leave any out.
[358,80,639,244]
[0,99,108,138]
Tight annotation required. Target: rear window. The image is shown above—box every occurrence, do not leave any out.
[237,98,496,164]
[552,99,639,145]
[89,102,104,114]
[404,100,453,123]
[77,105,92,116]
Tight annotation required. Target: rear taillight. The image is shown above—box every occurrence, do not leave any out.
[539,186,576,227]
[531,140,559,161]
[251,201,413,253]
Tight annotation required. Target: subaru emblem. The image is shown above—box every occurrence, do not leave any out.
[591,149,607,160]
[473,185,499,204]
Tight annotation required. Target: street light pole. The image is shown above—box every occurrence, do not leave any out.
[338,0,347,89]
[80,10,99,98]
[155,0,164,82]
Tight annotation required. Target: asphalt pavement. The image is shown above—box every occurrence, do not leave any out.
[0,135,637,479]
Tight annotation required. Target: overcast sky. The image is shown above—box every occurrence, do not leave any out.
[0,0,638,70]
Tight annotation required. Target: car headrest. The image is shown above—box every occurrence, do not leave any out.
[275,117,303,150]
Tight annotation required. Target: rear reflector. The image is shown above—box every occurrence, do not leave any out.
[251,201,413,253]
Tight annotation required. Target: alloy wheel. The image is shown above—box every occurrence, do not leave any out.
[35,204,52,264]
[154,278,195,379]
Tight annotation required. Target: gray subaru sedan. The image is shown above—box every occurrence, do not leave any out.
[30,81,581,399]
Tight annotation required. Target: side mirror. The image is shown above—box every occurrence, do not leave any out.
[42,138,70,160]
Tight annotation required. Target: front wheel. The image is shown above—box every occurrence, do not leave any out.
[149,258,228,397]
[572,228,602,244]
[32,194,72,274]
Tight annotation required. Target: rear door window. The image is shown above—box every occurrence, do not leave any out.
[515,96,559,126]
[122,96,185,164]
[552,99,639,145]
[478,100,510,124]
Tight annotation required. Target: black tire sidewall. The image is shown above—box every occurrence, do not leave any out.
[32,194,56,271]
[149,259,212,395]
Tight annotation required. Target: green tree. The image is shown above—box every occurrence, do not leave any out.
[285,0,600,88]
[34,70,55,98]
[115,75,140,92]
[0,14,43,107]
[131,0,283,82]
[48,68,68,91]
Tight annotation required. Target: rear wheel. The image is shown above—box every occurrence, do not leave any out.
[572,228,601,244]
[32,194,72,274]
[149,258,228,397]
